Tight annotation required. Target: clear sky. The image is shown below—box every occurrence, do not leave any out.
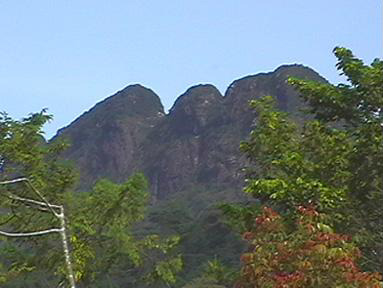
[1,1,381,138]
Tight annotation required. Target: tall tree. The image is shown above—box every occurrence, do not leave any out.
[237,47,382,279]
[0,177,76,288]
[0,111,182,287]
[66,176,182,288]
[0,111,77,286]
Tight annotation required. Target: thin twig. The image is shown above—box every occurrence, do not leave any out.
[0,214,15,226]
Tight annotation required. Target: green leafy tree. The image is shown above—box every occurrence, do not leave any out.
[239,47,382,273]
[0,111,182,287]
[0,111,77,287]
[67,176,182,287]
[182,259,236,288]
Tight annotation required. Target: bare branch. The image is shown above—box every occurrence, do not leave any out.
[0,227,63,237]
[0,177,76,288]
[0,177,60,218]
[7,193,61,210]
[57,206,76,288]
[0,178,28,185]
[24,179,61,218]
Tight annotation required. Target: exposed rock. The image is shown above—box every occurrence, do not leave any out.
[168,84,225,135]
[53,84,164,188]
[54,65,327,197]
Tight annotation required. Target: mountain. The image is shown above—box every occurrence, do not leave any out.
[51,64,327,286]
[53,64,326,199]
[53,84,165,189]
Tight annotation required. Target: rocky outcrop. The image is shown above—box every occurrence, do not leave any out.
[138,84,228,199]
[53,84,165,188]
[54,65,327,197]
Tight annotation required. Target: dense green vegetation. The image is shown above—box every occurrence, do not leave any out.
[141,186,244,286]
[0,112,181,287]
[1,47,382,287]
[232,47,382,286]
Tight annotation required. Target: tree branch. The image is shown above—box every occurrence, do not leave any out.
[0,178,27,185]
[7,193,61,210]
[0,177,60,218]
[0,214,15,226]
[57,206,76,288]
[0,227,63,237]
[0,177,77,288]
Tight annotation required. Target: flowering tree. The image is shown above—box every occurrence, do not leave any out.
[240,48,382,272]
[235,206,382,288]
[226,48,383,287]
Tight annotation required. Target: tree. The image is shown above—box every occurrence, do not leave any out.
[182,259,236,288]
[235,206,382,288]
[289,48,383,272]
[66,176,182,287]
[221,47,383,287]
[0,177,76,288]
[0,111,182,287]
[0,111,77,287]
[239,47,382,273]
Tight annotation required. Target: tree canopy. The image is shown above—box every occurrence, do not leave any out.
[232,47,382,286]
[0,112,182,287]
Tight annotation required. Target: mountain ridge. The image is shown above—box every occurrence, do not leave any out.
[53,64,327,198]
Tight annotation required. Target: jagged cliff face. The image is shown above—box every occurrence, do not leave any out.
[139,84,232,199]
[54,85,165,189]
[54,65,326,197]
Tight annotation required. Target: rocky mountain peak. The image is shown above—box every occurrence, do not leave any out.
[100,84,165,118]
[224,64,322,100]
[56,65,328,197]
[53,84,165,188]
[167,84,224,135]
[54,84,164,139]
[272,64,325,81]
[222,65,327,131]
[169,84,222,113]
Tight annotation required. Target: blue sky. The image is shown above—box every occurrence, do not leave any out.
[1,1,381,138]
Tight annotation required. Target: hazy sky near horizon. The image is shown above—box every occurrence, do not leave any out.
[1,1,381,138]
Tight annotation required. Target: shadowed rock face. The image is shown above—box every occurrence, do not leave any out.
[167,84,225,135]
[53,84,165,188]
[139,84,228,199]
[54,65,326,198]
